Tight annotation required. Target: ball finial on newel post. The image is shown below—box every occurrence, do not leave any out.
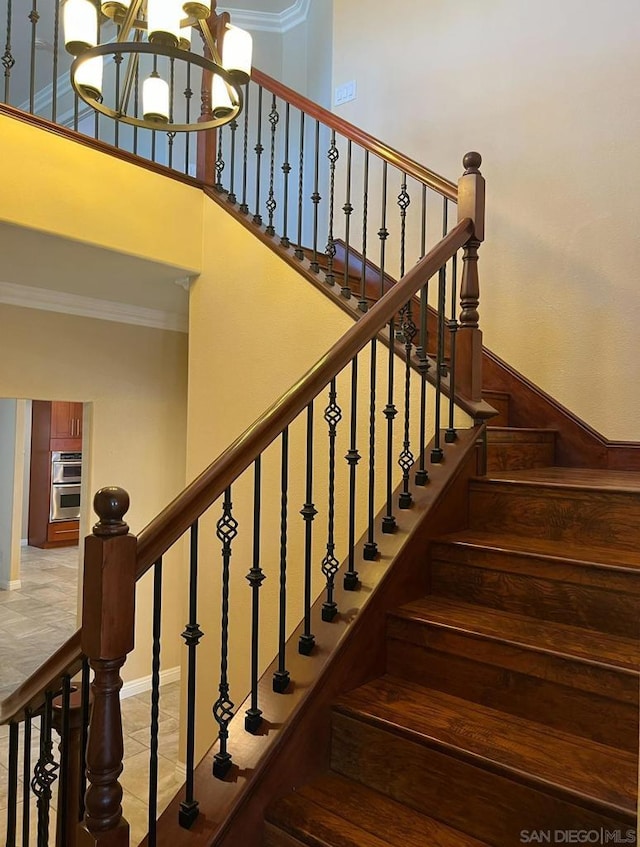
[463,151,482,175]
[92,487,130,538]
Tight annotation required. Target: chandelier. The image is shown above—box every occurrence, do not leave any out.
[62,0,253,131]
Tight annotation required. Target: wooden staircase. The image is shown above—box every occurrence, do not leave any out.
[262,400,640,846]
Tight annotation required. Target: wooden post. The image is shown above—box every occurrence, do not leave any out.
[77,487,137,847]
[456,152,485,402]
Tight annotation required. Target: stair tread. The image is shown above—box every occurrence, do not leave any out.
[392,596,640,671]
[267,773,492,847]
[477,466,640,492]
[432,529,640,572]
[335,676,638,818]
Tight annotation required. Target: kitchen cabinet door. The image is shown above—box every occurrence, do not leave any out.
[51,401,82,440]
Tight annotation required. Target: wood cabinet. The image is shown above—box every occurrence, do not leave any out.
[28,400,82,549]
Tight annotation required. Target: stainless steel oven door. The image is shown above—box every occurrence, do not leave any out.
[51,452,82,485]
[50,483,82,522]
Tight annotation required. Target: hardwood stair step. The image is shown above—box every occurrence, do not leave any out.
[333,677,638,824]
[264,773,492,847]
[386,597,639,750]
[486,427,556,471]
[392,596,639,671]
[429,532,639,637]
[469,468,640,550]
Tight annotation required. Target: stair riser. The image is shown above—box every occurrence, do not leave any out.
[386,619,639,751]
[263,824,307,847]
[430,559,639,638]
[331,714,634,847]
[487,441,555,472]
[469,482,640,550]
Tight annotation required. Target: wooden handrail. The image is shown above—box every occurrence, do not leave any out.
[0,629,82,724]
[136,217,473,577]
[251,68,458,203]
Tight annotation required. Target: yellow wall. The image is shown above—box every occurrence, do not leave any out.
[332,0,640,440]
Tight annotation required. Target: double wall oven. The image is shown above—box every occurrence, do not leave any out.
[50,451,82,522]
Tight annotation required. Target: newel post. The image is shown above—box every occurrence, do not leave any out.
[77,487,136,847]
[456,152,486,403]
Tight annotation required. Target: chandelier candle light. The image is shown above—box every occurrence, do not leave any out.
[63,0,253,131]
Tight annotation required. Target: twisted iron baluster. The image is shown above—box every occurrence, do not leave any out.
[280,102,291,247]
[446,245,459,443]
[253,86,264,224]
[79,658,90,821]
[227,118,238,203]
[321,378,342,620]
[310,119,321,272]
[179,522,203,828]
[2,0,15,103]
[299,402,317,653]
[344,357,361,589]
[28,0,39,114]
[213,488,237,779]
[415,185,430,485]
[363,338,379,559]
[273,429,291,692]
[51,0,60,122]
[148,558,163,845]
[31,692,59,847]
[294,111,305,259]
[265,95,279,234]
[358,151,370,312]
[398,300,417,508]
[239,83,250,213]
[214,126,225,191]
[166,57,176,167]
[325,130,339,285]
[184,63,192,174]
[341,140,353,298]
[245,458,265,730]
[431,199,448,463]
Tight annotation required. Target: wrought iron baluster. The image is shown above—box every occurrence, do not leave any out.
[420,184,427,260]
[382,313,398,533]
[239,82,250,214]
[325,130,339,285]
[378,162,389,300]
[363,338,379,559]
[299,402,317,653]
[52,0,60,122]
[227,118,238,203]
[114,50,123,149]
[22,710,32,845]
[2,0,15,103]
[57,675,72,847]
[32,691,59,847]
[310,119,321,272]
[6,722,18,847]
[167,57,176,167]
[322,378,342,620]
[273,428,291,692]
[133,61,139,155]
[245,457,265,729]
[344,357,361,589]
[358,151,370,312]
[415,279,430,486]
[184,63,192,174]
[214,125,225,191]
[79,658,90,821]
[280,102,291,247]
[341,140,353,298]
[179,521,203,828]
[213,487,237,779]
[431,200,448,463]
[398,173,410,279]
[253,85,264,224]
[294,111,305,259]
[265,94,279,234]
[446,244,459,443]
[398,299,417,508]
[148,557,163,846]
[29,0,39,114]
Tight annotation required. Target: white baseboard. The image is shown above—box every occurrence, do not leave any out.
[0,579,22,591]
[174,761,187,783]
[21,538,28,547]
[121,666,181,700]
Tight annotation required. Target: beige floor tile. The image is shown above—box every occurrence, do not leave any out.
[119,749,183,808]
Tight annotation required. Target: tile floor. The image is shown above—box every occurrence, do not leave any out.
[0,547,184,845]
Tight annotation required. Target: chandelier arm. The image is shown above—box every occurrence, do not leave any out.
[117,29,142,118]
[198,19,222,65]
[116,0,145,44]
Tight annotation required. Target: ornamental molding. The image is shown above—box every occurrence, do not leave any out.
[0,281,188,333]
[218,0,311,33]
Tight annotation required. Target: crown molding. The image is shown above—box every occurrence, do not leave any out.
[219,0,311,33]
[0,281,188,333]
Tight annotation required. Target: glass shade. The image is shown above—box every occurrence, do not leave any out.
[143,72,170,124]
[211,74,233,119]
[222,26,252,85]
[147,0,182,48]
[63,0,98,56]
[183,1,211,20]
[75,55,103,101]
